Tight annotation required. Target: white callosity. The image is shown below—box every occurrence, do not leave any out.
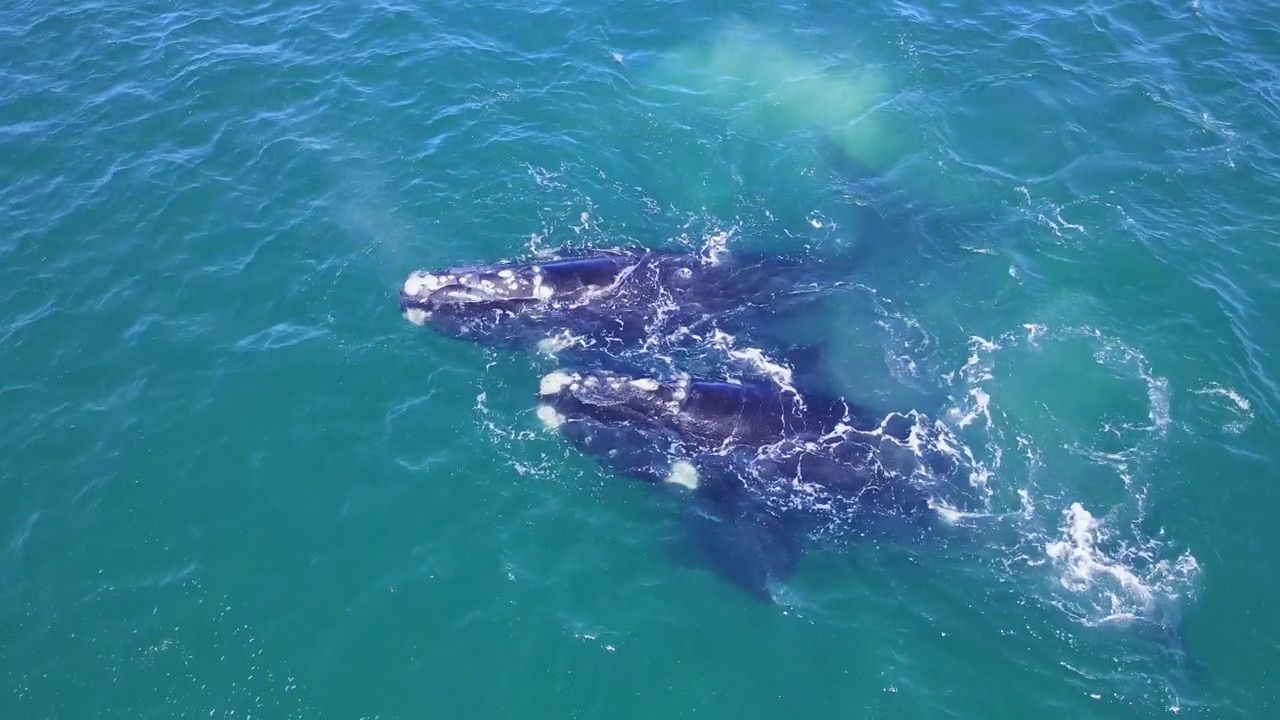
[536,405,564,430]
[664,460,699,490]
[403,308,429,326]
[403,272,445,296]
[539,371,580,396]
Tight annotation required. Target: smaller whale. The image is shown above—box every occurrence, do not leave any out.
[397,245,855,358]
[534,367,973,600]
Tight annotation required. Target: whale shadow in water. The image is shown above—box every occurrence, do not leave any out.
[816,137,1001,269]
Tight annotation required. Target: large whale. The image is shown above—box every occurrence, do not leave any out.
[533,366,976,601]
[397,245,855,362]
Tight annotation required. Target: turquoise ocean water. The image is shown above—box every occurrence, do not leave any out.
[4,0,1279,717]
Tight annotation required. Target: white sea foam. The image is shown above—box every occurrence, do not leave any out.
[938,320,1197,631]
[1193,384,1254,434]
[1043,502,1200,626]
[699,229,732,266]
[537,330,593,356]
[705,329,801,404]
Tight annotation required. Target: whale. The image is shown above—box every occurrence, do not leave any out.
[396,245,856,364]
[533,367,976,601]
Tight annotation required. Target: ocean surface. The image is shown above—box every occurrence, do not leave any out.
[4,0,1279,717]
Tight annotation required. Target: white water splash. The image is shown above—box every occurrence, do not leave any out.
[706,329,794,387]
[698,228,733,266]
[1193,384,1253,434]
[1045,502,1200,625]
[536,330,594,356]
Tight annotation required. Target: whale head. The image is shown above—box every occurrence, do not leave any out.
[398,255,636,341]
[398,266,545,327]
[535,368,813,449]
[536,370,684,430]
